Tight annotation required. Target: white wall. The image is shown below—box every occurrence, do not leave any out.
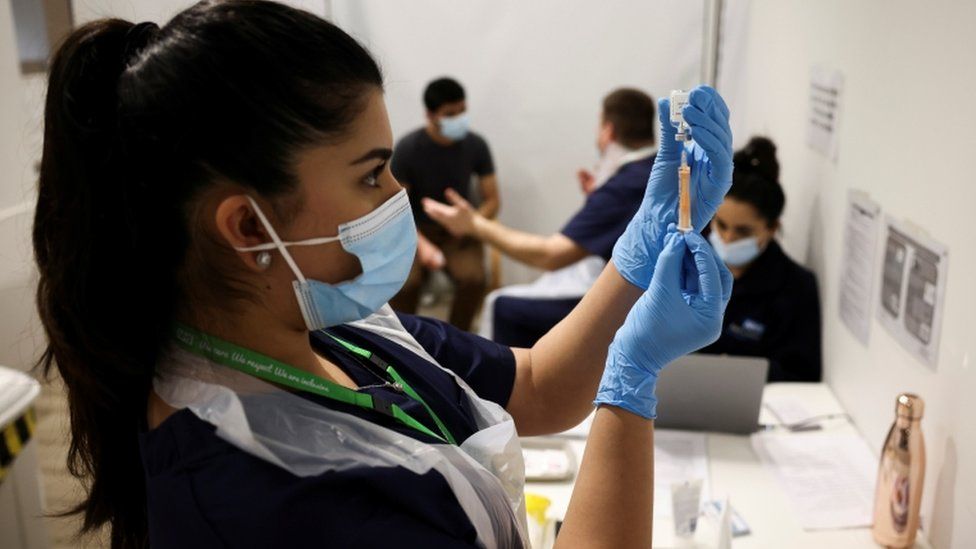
[331,0,703,284]
[0,0,46,372]
[73,0,327,24]
[0,0,38,211]
[720,1,976,547]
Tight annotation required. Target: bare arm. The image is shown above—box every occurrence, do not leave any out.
[476,173,500,219]
[472,217,588,271]
[555,407,655,549]
[505,263,641,435]
[551,229,729,548]
[416,230,445,270]
[400,179,445,270]
[423,189,589,271]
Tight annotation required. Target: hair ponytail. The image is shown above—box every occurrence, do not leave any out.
[33,3,383,547]
[34,18,158,548]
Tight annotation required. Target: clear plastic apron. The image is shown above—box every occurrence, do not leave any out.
[154,305,528,548]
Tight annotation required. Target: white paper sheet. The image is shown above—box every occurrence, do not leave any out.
[654,430,710,519]
[751,431,877,530]
[839,190,881,345]
[806,67,844,160]
[762,395,812,427]
[876,217,949,369]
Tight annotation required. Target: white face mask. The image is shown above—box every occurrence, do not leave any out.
[438,113,469,141]
[236,189,417,330]
[709,231,762,267]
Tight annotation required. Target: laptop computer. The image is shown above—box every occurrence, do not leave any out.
[654,354,769,434]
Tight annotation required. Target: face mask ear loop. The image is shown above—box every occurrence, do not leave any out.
[243,196,307,284]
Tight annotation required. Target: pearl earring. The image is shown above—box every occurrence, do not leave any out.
[256,251,272,269]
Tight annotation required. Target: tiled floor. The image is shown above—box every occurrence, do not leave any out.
[31,292,463,549]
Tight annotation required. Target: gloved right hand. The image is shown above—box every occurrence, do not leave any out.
[595,227,732,419]
[611,86,734,290]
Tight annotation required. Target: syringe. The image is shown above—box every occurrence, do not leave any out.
[671,89,693,232]
[678,150,692,232]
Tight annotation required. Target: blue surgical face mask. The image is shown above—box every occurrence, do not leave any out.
[238,189,417,330]
[438,113,469,141]
[709,231,761,267]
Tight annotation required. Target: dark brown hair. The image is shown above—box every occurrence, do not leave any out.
[32,2,382,546]
[729,136,785,227]
[602,88,657,148]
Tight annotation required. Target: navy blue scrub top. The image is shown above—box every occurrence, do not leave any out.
[490,156,654,348]
[493,295,580,348]
[559,154,655,260]
[140,313,518,548]
[700,239,823,382]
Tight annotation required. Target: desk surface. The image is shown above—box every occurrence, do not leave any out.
[524,383,931,548]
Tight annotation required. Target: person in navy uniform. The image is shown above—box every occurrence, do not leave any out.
[423,89,658,346]
[701,137,822,382]
[30,2,736,547]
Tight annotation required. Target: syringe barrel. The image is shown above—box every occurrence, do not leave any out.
[678,159,692,232]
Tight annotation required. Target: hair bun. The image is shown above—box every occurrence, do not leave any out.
[733,136,779,182]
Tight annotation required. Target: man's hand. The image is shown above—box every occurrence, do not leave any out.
[422,188,481,238]
[577,168,596,195]
[417,231,445,270]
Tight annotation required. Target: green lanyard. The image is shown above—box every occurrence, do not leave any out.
[172,323,456,445]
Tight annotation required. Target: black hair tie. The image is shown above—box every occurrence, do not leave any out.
[123,21,159,67]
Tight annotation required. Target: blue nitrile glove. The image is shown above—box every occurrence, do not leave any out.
[612,85,734,290]
[596,227,733,419]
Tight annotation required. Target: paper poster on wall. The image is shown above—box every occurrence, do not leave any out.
[876,218,949,369]
[806,67,844,161]
[838,190,881,345]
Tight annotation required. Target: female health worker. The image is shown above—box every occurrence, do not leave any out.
[701,137,822,381]
[32,2,734,547]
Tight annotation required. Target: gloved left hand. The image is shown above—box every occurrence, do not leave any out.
[612,86,734,290]
[596,227,733,419]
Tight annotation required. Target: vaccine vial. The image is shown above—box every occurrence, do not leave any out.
[670,90,691,141]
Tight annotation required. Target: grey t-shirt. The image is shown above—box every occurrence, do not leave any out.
[391,128,495,225]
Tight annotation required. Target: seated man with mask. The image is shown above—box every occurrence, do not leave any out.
[701,137,822,381]
[423,88,657,346]
[389,77,500,331]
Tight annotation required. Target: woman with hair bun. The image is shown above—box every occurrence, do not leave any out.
[702,136,823,382]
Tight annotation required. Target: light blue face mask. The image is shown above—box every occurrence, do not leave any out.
[708,231,762,268]
[239,189,417,330]
[438,113,470,141]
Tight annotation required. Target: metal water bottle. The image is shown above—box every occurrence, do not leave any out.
[871,394,925,548]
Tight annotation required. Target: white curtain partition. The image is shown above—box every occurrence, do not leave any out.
[332,1,704,284]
